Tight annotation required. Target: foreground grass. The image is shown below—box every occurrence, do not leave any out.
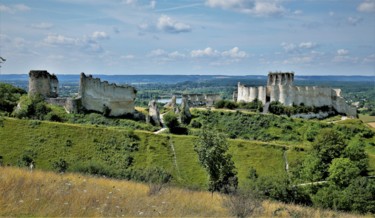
[0,167,369,217]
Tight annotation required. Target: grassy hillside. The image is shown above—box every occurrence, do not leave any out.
[0,167,369,217]
[0,118,289,188]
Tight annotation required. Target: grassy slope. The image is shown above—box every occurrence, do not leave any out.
[0,118,287,188]
[0,167,368,217]
[1,116,374,187]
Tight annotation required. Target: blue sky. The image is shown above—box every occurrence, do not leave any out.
[0,0,374,75]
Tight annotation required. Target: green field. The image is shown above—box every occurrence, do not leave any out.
[0,118,291,188]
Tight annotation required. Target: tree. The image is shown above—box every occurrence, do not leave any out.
[0,83,27,113]
[311,129,346,178]
[343,137,369,175]
[328,158,360,188]
[194,127,238,194]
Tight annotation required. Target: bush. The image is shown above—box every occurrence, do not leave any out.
[145,167,173,195]
[0,83,26,113]
[214,100,238,109]
[44,112,63,122]
[52,158,69,173]
[72,161,114,177]
[223,190,262,218]
[163,112,179,130]
[190,119,202,128]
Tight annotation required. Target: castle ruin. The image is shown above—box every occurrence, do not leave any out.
[236,72,357,117]
[28,70,59,98]
[79,73,136,116]
[28,71,137,116]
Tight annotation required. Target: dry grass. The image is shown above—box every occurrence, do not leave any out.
[0,167,369,217]
[367,122,375,129]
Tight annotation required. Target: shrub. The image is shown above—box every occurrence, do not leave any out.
[52,158,69,173]
[190,119,202,128]
[0,83,26,113]
[44,112,63,122]
[223,190,262,218]
[163,112,179,130]
[72,161,114,177]
[145,168,173,195]
[17,151,36,167]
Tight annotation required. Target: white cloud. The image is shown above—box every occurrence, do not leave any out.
[283,56,313,65]
[43,32,108,53]
[0,3,30,13]
[281,42,317,52]
[92,31,109,40]
[333,55,358,63]
[293,10,302,15]
[149,49,167,57]
[191,47,248,59]
[329,11,335,16]
[333,49,358,63]
[191,47,220,57]
[281,42,297,52]
[299,42,317,49]
[156,15,191,33]
[168,51,185,58]
[363,54,375,63]
[150,0,156,9]
[139,15,191,34]
[357,0,375,13]
[221,47,247,58]
[347,16,363,26]
[205,0,286,16]
[149,49,186,59]
[337,49,349,56]
[44,34,78,46]
[31,22,54,30]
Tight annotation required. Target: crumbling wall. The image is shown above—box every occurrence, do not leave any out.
[79,73,136,116]
[28,70,58,98]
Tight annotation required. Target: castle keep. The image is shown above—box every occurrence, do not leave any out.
[237,72,357,117]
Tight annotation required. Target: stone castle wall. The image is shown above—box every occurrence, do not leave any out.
[79,73,136,116]
[237,72,357,117]
[28,70,58,98]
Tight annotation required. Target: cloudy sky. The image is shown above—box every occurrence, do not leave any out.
[0,0,374,75]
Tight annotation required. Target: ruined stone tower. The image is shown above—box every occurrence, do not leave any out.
[28,70,58,98]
